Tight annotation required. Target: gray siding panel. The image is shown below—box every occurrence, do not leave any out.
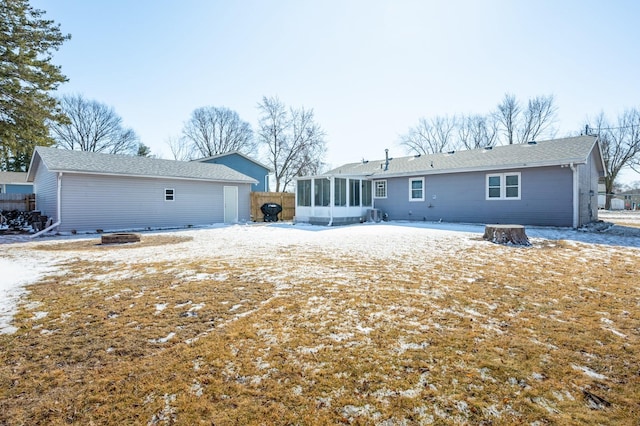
[58,174,251,232]
[576,152,599,226]
[34,166,58,221]
[373,166,574,226]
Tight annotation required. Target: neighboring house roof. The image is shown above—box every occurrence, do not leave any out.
[26,146,258,184]
[0,172,29,184]
[194,151,273,172]
[323,136,603,178]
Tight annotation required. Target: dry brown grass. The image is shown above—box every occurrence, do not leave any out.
[32,234,193,251]
[1,233,639,425]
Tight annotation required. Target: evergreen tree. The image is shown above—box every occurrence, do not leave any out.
[0,0,70,171]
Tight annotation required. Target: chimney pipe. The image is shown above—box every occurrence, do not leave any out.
[384,148,389,171]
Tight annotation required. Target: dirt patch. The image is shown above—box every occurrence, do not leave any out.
[32,234,193,251]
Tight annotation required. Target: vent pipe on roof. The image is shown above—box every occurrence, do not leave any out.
[384,149,389,171]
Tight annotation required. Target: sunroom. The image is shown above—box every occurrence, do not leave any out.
[294,175,376,225]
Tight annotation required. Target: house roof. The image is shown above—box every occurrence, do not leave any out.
[194,151,273,172]
[26,146,258,184]
[322,136,603,178]
[0,172,29,184]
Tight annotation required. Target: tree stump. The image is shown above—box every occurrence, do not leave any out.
[101,233,141,244]
[483,224,530,246]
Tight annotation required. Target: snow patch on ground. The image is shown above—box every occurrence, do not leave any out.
[0,210,638,337]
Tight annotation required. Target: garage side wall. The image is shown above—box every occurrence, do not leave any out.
[33,164,59,222]
[59,174,250,232]
[576,151,601,226]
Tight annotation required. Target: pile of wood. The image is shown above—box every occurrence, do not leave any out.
[0,210,48,234]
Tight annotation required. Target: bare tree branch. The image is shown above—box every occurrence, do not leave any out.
[51,94,139,154]
[518,95,558,143]
[588,108,640,209]
[494,93,520,145]
[182,106,254,158]
[458,114,498,150]
[166,134,195,161]
[400,115,457,155]
[257,96,326,192]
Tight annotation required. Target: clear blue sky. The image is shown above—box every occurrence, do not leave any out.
[33,0,640,184]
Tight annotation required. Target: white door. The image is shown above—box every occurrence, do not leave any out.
[223,186,238,223]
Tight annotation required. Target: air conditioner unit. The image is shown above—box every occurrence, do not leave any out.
[366,208,382,223]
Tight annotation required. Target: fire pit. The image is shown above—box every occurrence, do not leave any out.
[101,233,141,244]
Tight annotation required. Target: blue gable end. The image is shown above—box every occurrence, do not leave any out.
[4,184,34,194]
[199,153,269,192]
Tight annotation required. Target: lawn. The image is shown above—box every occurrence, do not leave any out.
[1,219,639,425]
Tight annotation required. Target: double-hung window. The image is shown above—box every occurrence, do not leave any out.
[409,177,424,201]
[165,188,175,201]
[486,173,521,200]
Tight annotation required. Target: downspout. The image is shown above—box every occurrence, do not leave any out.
[327,176,333,226]
[569,163,579,228]
[31,172,62,238]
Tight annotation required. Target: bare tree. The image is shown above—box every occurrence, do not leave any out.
[182,106,254,158]
[518,95,558,143]
[588,109,640,209]
[51,94,140,154]
[494,93,557,145]
[166,134,195,161]
[494,93,520,145]
[457,114,498,150]
[257,96,326,192]
[400,115,457,155]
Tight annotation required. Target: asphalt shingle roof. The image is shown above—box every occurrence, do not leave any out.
[324,136,601,178]
[28,146,258,184]
[0,172,28,184]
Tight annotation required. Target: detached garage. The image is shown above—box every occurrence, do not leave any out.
[27,147,257,233]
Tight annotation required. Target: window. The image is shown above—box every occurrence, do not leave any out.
[349,179,360,206]
[409,178,424,201]
[362,180,372,206]
[314,178,330,206]
[334,178,347,206]
[486,173,521,200]
[373,180,387,198]
[297,180,311,206]
[165,188,175,201]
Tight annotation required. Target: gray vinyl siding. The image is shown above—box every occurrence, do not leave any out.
[33,165,59,222]
[577,151,600,226]
[58,173,251,232]
[372,166,574,226]
[237,184,251,218]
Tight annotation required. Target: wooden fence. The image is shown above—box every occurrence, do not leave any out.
[250,192,295,222]
[0,193,35,212]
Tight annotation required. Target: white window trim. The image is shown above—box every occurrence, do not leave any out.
[165,188,175,202]
[373,179,387,199]
[486,172,521,200]
[409,177,425,202]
